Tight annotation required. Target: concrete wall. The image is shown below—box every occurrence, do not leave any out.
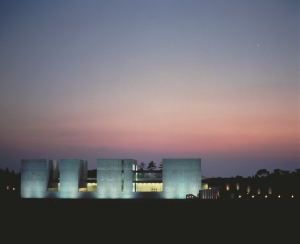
[60,159,86,198]
[97,159,137,198]
[21,159,56,198]
[162,158,201,199]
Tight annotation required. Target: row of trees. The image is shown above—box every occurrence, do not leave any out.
[139,161,162,171]
[206,168,300,196]
[138,161,162,178]
[0,168,20,191]
[254,168,300,179]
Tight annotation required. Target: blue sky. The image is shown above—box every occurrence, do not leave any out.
[0,0,299,177]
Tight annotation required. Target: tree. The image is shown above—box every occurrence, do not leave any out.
[255,169,270,178]
[146,161,156,179]
[158,162,162,170]
[139,162,146,170]
[281,170,290,178]
[138,162,146,178]
[147,161,156,170]
[272,169,285,178]
[155,162,163,178]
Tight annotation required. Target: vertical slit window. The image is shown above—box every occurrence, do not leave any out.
[121,160,124,192]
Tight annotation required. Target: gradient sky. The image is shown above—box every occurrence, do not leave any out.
[0,0,299,177]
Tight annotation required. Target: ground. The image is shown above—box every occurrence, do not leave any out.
[2,198,299,242]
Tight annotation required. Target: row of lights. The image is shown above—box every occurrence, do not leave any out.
[138,183,161,184]
[226,184,275,195]
[6,186,16,191]
[238,195,295,199]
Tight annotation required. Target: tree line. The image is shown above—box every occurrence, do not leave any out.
[0,167,20,192]
[205,168,300,197]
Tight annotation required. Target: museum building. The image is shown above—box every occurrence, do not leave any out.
[20,158,202,199]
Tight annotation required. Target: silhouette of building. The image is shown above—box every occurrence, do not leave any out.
[20,158,201,199]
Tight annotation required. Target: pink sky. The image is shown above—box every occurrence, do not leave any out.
[0,1,299,176]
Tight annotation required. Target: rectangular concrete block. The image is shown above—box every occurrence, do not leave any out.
[162,158,201,198]
[97,159,137,198]
[60,159,87,198]
[21,159,54,198]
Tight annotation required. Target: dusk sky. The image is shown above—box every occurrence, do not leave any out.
[0,0,299,177]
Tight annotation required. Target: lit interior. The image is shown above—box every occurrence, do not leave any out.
[47,183,60,191]
[79,183,97,192]
[136,183,163,192]
[201,183,208,190]
[87,183,97,192]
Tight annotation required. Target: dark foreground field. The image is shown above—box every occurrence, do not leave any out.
[2,198,299,241]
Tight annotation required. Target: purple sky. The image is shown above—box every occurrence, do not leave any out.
[0,0,299,177]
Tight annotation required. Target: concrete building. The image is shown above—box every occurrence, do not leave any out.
[21,158,201,199]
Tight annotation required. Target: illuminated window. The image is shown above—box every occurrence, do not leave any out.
[87,183,97,192]
[136,183,163,192]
